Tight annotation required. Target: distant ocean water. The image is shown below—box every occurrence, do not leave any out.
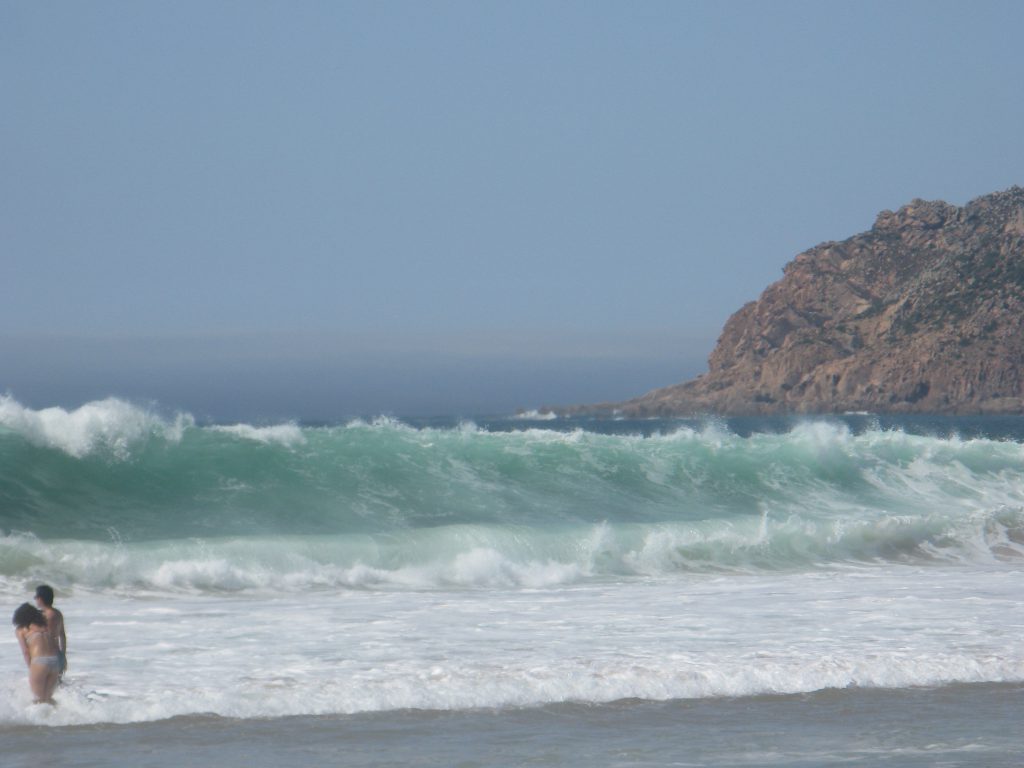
[2,395,1023,765]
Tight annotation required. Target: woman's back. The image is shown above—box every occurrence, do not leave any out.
[22,625,58,659]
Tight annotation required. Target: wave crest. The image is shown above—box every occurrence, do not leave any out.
[209,423,306,447]
[0,395,191,459]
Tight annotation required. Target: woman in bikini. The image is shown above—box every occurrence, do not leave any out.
[12,603,61,704]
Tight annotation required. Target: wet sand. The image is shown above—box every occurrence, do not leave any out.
[4,682,1023,768]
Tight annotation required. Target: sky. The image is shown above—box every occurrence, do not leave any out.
[3,0,1023,419]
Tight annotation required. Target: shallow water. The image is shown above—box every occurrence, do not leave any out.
[2,564,1023,725]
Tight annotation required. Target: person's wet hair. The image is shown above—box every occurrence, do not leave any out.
[34,585,55,607]
[12,602,46,629]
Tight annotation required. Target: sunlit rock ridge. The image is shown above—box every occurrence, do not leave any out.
[560,186,1024,416]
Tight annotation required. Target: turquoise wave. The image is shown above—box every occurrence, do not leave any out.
[2,397,1024,589]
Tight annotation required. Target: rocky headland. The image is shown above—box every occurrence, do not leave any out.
[557,186,1024,416]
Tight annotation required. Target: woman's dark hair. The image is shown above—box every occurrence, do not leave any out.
[12,602,46,629]
[34,585,55,607]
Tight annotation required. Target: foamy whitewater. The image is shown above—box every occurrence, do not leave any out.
[2,396,1023,731]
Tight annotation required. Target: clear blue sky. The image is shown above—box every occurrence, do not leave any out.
[3,1,1023,418]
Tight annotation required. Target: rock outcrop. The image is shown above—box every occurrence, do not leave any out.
[561,186,1024,416]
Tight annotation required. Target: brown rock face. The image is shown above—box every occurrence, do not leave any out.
[569,186,1024,416]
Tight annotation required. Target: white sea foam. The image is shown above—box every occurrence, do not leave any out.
[1,565,1022,726]
[3,501,1023,596]
[0,394,316,456]
[0,395,191,458]
[515,410,558,420]
[209,422,306,446]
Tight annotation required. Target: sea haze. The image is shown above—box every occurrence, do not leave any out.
[0,330,713,421]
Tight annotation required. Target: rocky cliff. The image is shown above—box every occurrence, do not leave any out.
[563,186,1024,416]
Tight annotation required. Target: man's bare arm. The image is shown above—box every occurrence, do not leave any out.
[55,610,66,654]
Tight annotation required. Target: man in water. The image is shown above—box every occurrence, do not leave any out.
[34,585,67,678]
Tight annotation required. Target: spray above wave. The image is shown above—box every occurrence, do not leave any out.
[0,395,310,456]
[0,395,191,459]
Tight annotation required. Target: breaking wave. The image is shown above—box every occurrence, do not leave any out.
[3,396,1024,592]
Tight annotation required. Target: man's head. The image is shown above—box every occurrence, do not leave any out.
[34,584,55,608]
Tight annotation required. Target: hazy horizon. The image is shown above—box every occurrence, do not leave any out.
[0,328,714,420]
[4,1,1023,418]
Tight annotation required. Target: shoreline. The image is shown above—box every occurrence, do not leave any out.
[5,682,1023,767]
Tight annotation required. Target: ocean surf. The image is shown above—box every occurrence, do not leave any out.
[1,396,1023,743]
